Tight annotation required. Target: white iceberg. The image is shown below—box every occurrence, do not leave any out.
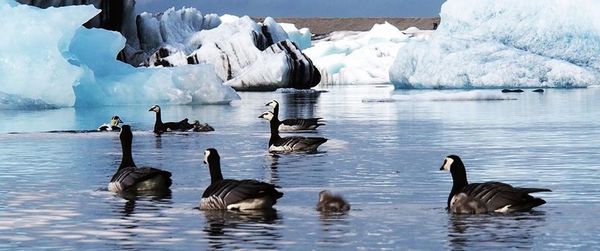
[0,0,239,108]
[390,0,600,89]
[144,14,320,90]
[305,22,429,86]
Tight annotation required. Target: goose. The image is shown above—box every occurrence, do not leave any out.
[440,155,551,214]
[259,111,327,153]
[98,115,123,131]
[108,125,172,193]
[316,190,351,212]
[266,100,325,131]
[199,148,283,210]
[148,105,192,134]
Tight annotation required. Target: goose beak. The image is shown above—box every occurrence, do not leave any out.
[439,165,444,171]
[148,108,153,111]
[118,118,124,123]
[258,114,264,118]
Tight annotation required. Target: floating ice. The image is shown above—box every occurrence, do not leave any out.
[70,28,239,106]
[305,22,427,86]
[390,0,600,89]
[362,91,516,103]
[146,15,320,91]
[0,0,239,108]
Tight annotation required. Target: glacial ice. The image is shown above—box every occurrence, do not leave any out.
[142,14,320,91]
[305,22,429,86]
[0,0,239,108]
[279,23,312,50]
[390,0,600,89]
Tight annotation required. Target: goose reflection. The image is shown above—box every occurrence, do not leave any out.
[447,211,546,250]
[265,154,281,185]
[116,190,173,216]
[282,90,321,123]
[202,209,282,250]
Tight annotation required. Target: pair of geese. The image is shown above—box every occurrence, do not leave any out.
[108,101,551,214]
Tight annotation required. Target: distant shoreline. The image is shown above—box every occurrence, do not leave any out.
[252,17,440,35]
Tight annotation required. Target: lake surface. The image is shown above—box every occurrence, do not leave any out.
[1,85,599,250]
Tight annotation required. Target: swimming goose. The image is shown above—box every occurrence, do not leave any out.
[440,155,551,214]
[316,190,350,212]
[266,100,325,131]
[199,148,283,210]
[148,105,192,134]
[259,111,327,153]
[108,125,172,193]
[98,115,123,131]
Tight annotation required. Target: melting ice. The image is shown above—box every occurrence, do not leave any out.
[0,0,239,109]
[390,0,600,89]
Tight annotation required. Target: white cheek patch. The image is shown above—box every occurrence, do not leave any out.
[443,157,454,171]
[204,150,210,163]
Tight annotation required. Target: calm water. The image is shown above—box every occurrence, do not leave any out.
[1,86,599,250]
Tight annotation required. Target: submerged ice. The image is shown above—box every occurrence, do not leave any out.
[390,0,600,89]
[0,1,239,108]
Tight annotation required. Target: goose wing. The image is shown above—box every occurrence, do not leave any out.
[461,182,551,211]
[202,179,283,206]
[281,118,324,129]
[271,136,327,152]
[110,167,172,191]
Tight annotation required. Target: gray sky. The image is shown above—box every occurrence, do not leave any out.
[135,0,445,17]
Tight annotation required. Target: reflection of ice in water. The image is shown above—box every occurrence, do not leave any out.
[363,90,517,103]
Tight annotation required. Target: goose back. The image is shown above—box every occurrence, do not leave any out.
[200,179,283,210]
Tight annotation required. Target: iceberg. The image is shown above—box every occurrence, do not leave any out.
[141,13,321,90]
[0,0,239,108]
[305,22,430,86]
[390,0,600,89]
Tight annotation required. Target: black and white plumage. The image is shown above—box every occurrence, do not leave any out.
[266,100,325,131]
[98,115,123,131]
[440,155,551,214]
[259,111,327,153]
[108,125,172,193]
[199,148,283,210]
[316,190,350,212]
[148,105,192,134]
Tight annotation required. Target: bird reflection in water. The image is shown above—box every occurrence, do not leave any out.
[282,90,322,126]
[116,189,173,216]
[264,153,281,186]
[447,211,546,250]
[202,209,282,250]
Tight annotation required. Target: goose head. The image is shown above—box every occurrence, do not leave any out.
[149,105,160,113]
[120,125,132,142]
[318,190,334,202]
[204,148,220,165]
[259,111,275,121]
[440,155,464,172]
[265,100,279,108]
